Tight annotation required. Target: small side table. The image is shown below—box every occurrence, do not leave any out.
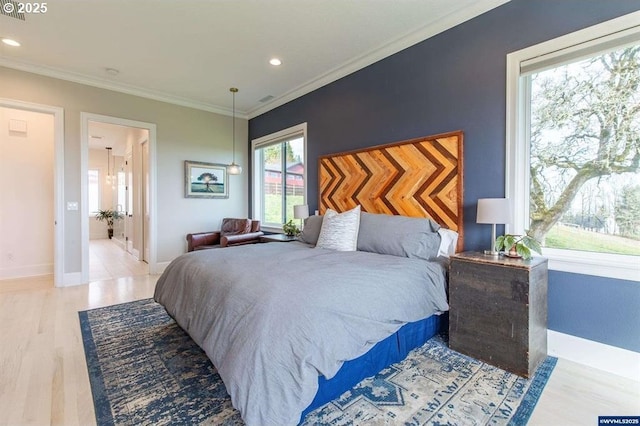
[260,234,298,243]
[448,251,548,378]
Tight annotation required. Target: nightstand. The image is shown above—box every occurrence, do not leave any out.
[260,234,298,243]
[448,251,548,378]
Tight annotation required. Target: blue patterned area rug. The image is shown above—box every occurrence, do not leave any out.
[79,299,556,426]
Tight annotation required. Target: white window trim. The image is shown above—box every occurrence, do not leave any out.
[251,122,307,233]
[506,11,640,282]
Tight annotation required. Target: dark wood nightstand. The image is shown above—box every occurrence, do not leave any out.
[260,234,298,243]
[448,251,548,378]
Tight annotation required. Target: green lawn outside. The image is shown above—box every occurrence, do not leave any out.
[264,194,305,224]
[545,224,640,256]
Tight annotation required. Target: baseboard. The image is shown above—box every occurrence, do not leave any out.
[112,238,126,250]
[59,272,83,287]
[548,330,640,381]
[0,263,53,280]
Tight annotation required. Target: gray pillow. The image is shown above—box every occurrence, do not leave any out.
[297,215,324,245]
[357,212,442,260]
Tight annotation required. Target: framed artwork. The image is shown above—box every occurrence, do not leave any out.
[184,160,228,198]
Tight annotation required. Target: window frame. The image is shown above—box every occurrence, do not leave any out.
[88,168,101,216]
[505,11,640,282]
[251,123,307,233]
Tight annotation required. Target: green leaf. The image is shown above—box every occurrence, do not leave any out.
[517,245,532,259]
[505,235,517,250]
[524,236,542,254]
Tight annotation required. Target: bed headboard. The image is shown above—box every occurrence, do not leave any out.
[318,130,464,252]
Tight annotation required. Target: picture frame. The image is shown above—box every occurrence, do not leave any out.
[184,160,229,198]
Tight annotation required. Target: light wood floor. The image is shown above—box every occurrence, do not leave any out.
[89,239,148,282]
[0,263,638,425]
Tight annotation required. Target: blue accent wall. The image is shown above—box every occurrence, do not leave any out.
[548,271,640,352]
[249,0,640,352]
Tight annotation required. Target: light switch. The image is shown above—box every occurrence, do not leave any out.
[67,201,79,211]
[9,119,27,133]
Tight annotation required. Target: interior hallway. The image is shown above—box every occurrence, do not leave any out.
[89,239,148,282]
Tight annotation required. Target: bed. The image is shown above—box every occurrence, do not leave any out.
[154,131,464,425]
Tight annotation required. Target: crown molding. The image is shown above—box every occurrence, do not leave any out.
[0,57,249,118]
[247,0,509,118]
[0,0,508,120]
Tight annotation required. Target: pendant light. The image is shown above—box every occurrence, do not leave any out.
[227,87,242,175]
[105,147,112,184]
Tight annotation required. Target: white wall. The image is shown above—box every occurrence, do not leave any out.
[0,66,249,280]
[0,107,54,279]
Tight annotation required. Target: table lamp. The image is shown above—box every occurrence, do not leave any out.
[476,198,511,255]
[293,204,309,230]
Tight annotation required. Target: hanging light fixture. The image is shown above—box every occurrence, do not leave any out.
[105,147,112,184]
[227,87,242,175]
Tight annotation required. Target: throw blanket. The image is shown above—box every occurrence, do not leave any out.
[154,242,448,425]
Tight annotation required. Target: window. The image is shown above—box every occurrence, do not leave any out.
[252,123,307,230]
[506,12,640,281]
[88,169,100,215]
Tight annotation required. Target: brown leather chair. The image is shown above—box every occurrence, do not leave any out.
[186,218,263,251]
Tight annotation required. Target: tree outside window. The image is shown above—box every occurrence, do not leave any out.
[528,45,640,256]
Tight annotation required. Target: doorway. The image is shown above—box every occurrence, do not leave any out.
[81,113,157,283]
[86,121,147,281]
[0,99,64,286]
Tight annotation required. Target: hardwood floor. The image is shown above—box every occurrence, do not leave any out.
[0,265,638,425]
[89,239,148,282]
[0,274,158,426]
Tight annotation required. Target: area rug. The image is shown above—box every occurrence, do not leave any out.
[79,299,556,425]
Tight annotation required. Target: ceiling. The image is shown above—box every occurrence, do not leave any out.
[88,121,140,155]
[0,0,508,118]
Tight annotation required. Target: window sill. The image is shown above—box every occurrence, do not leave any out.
[542,247,639,282]
[261,225,284,234]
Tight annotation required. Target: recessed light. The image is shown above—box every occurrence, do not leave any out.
[2,38,21,47]
[269,58,282,66]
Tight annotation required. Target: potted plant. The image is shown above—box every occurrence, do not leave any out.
[282,220,300,236]
[495,233,542,260]
[95,209,122,239]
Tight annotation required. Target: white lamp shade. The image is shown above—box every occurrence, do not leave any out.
[227,163,242,175]
[293,204,309,219]
[476,198,511,224]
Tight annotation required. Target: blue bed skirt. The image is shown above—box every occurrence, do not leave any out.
[300,313,443,420]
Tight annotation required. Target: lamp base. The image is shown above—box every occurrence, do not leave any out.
[483,250,499,256]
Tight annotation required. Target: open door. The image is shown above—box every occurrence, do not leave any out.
[125,148,134,255]
[142,139,150,262]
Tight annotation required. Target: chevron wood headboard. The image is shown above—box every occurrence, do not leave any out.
[318,130,464,251]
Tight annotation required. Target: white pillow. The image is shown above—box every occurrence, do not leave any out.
[437,228,459,257]
[315,205,361,251]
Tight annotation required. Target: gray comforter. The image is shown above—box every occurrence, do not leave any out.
[154,242,448,426]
